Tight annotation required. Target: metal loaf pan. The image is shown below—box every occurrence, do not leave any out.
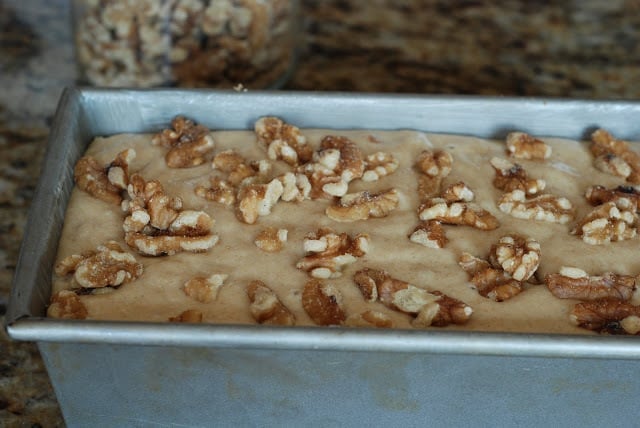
[6,88,640,427]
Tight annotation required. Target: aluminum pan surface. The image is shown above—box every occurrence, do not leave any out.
[7,88,640,359]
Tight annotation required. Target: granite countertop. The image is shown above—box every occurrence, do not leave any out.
[2,0,639,425]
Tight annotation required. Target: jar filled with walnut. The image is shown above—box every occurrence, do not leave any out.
[71,0,297,88]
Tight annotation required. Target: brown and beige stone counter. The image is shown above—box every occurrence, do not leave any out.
[2,0,640,425]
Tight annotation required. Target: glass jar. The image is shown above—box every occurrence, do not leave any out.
[71,0,297,88]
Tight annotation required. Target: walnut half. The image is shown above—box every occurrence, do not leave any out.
[296,228,369,279]
[571,300,640,334]
[302,279,346,326]
[353,268,472,327]
[326,189,399,222]
[545,267,637,301]
[151,116,215,168]
[247,280,295,326]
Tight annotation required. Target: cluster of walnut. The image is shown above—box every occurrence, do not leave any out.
[491,154,574,224]
[459,235,541,302]
[74,0,295,88]
[545,267,640,334]
[411,149,499,249]
[48,241,144,319]
[194,116,401,225]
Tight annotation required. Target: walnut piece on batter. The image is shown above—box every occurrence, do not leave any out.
[362,152,399,182]
[325,189,399,222]
[277,172,311,202]
[74,148,136,205]
[254,227,288,253]
[571,199,637,245]
[169,309,203,323]
[54,241,143,290]
[353,268,472,327]
[235,178,284,224]
[301,135,365,198]
[47,290,88,319]
[409,220,448,249]
[505,132,552,160]
[415,149,453,200]
[418,197,499,230]
[247,280,295,326]
[255,117,312,166]
[302,279,346,326]
[151,116,215,168]
[183,274,228,303]
[571,299,640,334]
[545,267,637,301]
[591,128,640,183]
[123,174,219,256]
[211,149,271,187]
[195,176,236,205]
[459,252,523,302]
[490,157,546,196]
[498,190,574,224]
[585,185,640,210]
[296,228,369,278]
[488,235,541,282]
[458,234,542,302]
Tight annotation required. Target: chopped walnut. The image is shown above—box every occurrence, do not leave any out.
[458,252,523,302]
[195,176,236,205]
[301,279,346,326]
[277,172,311,202]
[301,136,365,198]
[488,235,541,282]
[490,157,546,196]
[594,153,632,179]
[546,267,636,301]
[362,152,399,182]
[591,129,640,183]
[54,241,143,290]
[344,310,394,328]
[211,149,270,187]
[585,185,640,211]
[353,268,472,327]
[151,116,215,168]
[415,149,453,200]
[440,181,474,203]
[415,149,453,178]
[408,220,447,249]
[169,309,203,323]
[255,117,312,166]
[419,198,499,230]
[123,174,219,256]
[571,299,640,334]
[182,273,228,303]
[571,199,637,245]
[412,291,474,328]
[235,178,284,224]
[498,190,574,224]
[47,290,88,319]
[505,132,552,160]
[74,149,136,205]
[247,280,295,326]
[296,228,369,278]
[325,189,399,222]
[254,227,288,252]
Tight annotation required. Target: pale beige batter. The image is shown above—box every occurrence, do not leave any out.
[51,127,640,334]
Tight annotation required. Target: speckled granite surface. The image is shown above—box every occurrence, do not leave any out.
[2,0,640,426]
